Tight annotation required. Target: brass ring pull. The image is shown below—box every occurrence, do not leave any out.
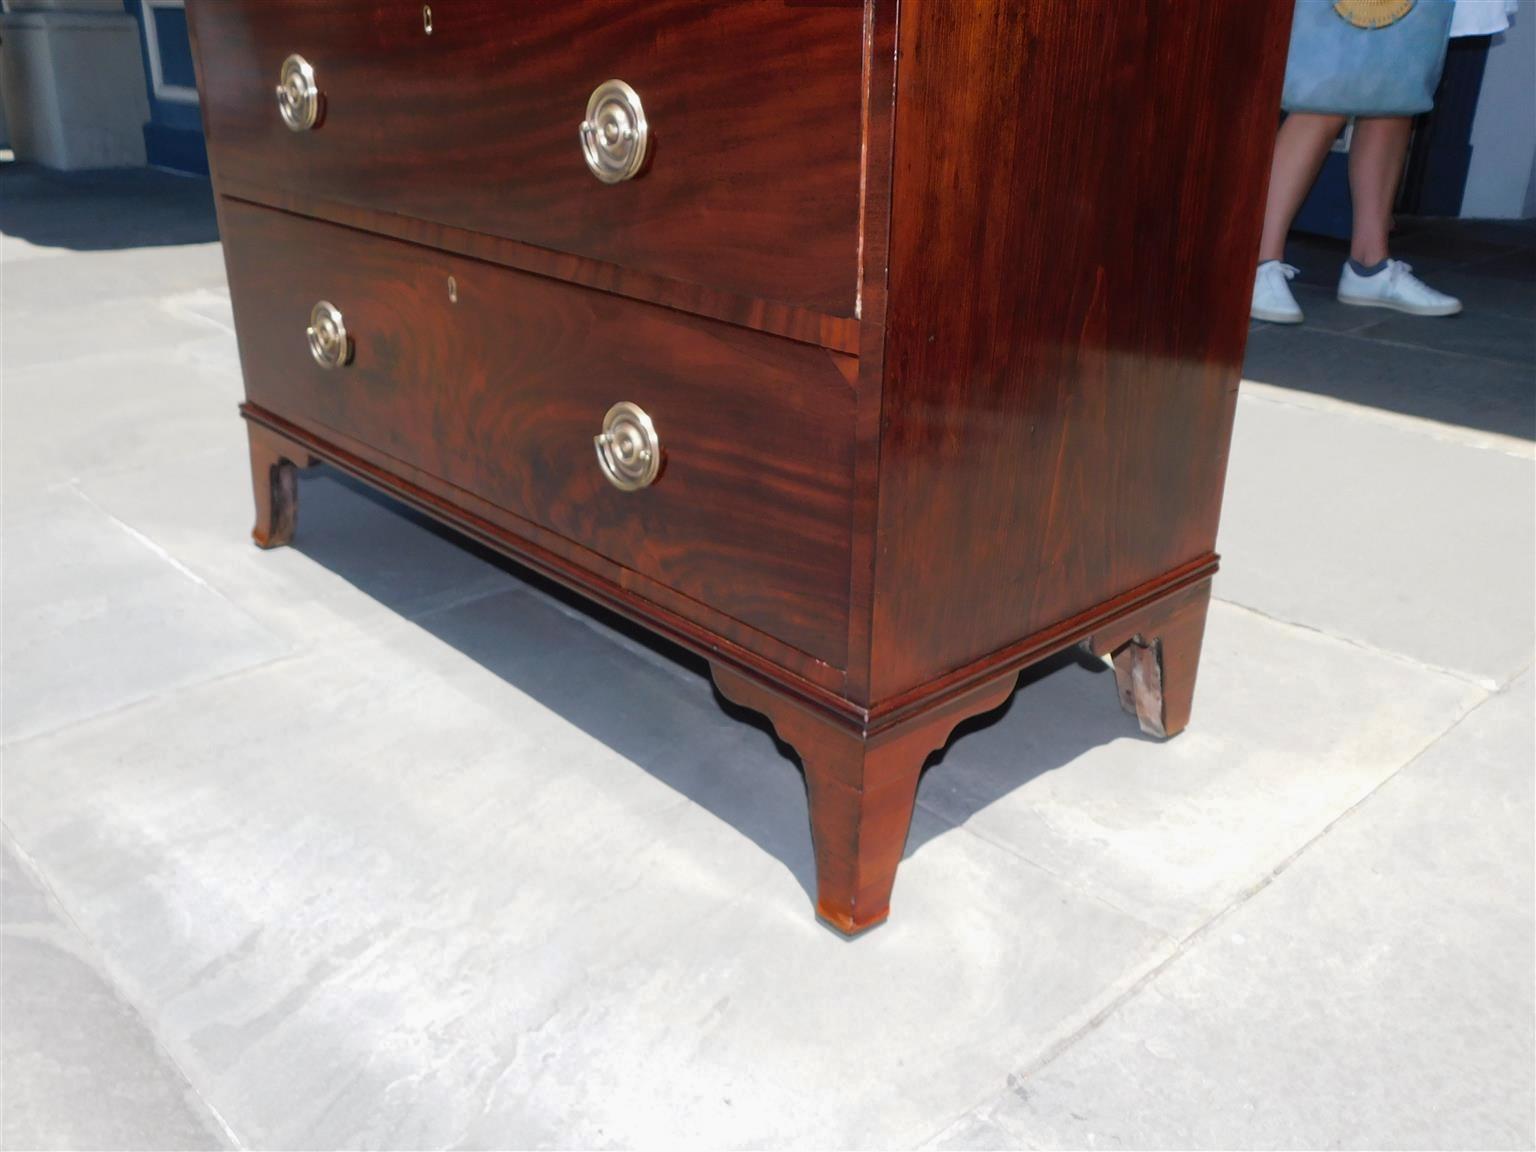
[594,402,661,491]
[306,300,351,370]
[276,53,322,131]
[579,80,648,183]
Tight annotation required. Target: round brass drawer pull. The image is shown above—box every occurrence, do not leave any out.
[276,53,321,132]
[306,300,351,370]
[594,402,661,491]
[579,79,648,184]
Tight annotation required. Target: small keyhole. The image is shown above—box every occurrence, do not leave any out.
[423,4,433,34]
[447,275,457,303]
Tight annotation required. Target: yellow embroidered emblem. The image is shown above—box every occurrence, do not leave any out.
[1333,0,1418,29]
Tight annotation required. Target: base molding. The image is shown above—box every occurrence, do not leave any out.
[242,403,1216,730]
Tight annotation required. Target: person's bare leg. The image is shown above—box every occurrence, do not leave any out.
[1347,115,1412,266]
[1338,114,1460,314]
[1259,113,1348,263]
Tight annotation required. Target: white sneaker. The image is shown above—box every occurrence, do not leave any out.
[1337,259,1462,317]
[1251,260,1303,324]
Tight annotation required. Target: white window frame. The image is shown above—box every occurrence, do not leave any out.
[142,0,199,106]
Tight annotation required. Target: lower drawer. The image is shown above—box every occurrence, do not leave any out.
[219,200,857,667]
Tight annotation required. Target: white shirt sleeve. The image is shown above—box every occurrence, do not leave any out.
[1450,0,1517,37]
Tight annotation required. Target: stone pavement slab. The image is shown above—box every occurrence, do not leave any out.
[1475,247,1536,283]
[1,243,241,492]
[0,261,237,376]
[1240,324,1536,439]
[0,165,218,259]
[916,599,1487,938]
[3,348,240,491]
[1350,304,1536,367]
[1219,389,1535,687]
[1421,265,1536,320]
[1,481,288,744]
[1281,283,1384,334]
[2,836,234,1151]
[74,448,519,646]
[0,238,229,306]
[927,670,1535,1151]
[4,163,1533,1149]
[2,582,1172,1150]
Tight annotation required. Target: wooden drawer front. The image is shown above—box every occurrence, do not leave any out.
[220,202,856,666]
[192,0,863,317]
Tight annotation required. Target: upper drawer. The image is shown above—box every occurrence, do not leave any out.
[190,0,865,316]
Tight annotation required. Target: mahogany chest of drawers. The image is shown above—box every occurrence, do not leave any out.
[188,0,1292,935]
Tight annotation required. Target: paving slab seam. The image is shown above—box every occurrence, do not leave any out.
[903,941,1186,1151]
[0,585,603,755]
[1,647,307,752]
[159,289,236,336]
[46,439,239,491]
[1238,379,1536,459]
[410,574,722,691]
[2,823,246,1150]
[67,479,228,595]
[2,341,247,374]
[394,575,528,626]
[486,571,707,682]
[911,678,1515,1150]
[1211,594,1512,692]
[1,346,247,376]
[1255,319,1536,370]
[909,796,1177,939]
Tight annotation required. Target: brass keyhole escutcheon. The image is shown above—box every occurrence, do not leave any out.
[423,4,433,34]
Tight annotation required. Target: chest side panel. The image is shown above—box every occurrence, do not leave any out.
[869,0,1292,699]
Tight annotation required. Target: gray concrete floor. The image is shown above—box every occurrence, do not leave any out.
[1,162,1532,1150]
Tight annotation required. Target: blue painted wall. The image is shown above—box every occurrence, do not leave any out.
[124,0,208,174]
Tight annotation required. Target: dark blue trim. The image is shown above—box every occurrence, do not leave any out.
[1402,36,1491,217]
[123,0,209,174]
[1294,153,1354,241]
[144,122,210,176]
[150,4,196,90]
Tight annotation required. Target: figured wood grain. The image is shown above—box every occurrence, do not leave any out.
[243,404,855,697]
[214,185,862,354]
[219,200,857,667]
[866,0,1292,701]
[190,0,864,315]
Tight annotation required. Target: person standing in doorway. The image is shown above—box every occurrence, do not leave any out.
[1252,0,1468,324]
